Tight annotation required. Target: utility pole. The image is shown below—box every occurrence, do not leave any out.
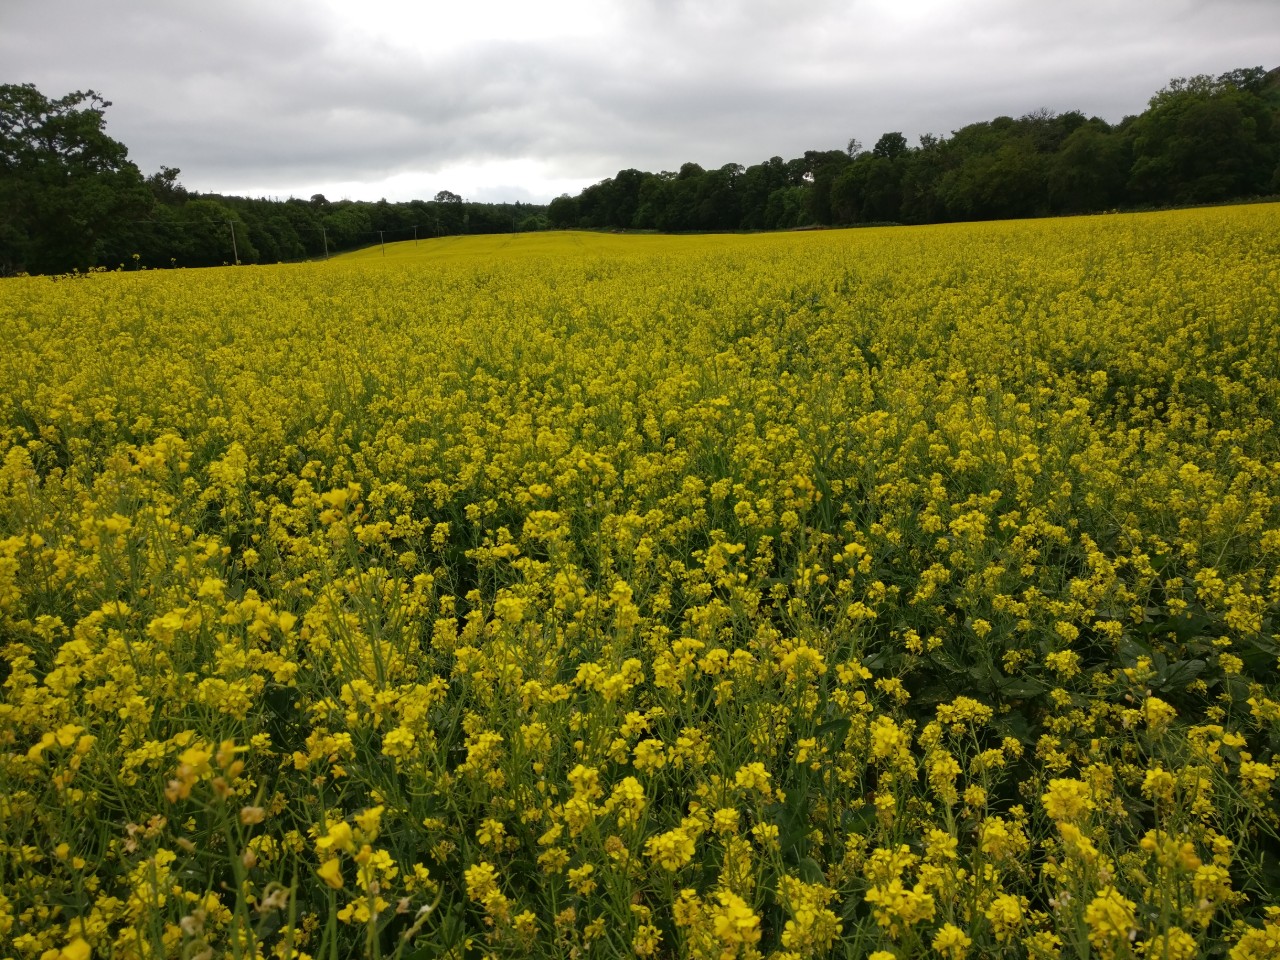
[227,220,238,264]
[320,225,329,260]
[413,224,418,245]
[379,230,386,256]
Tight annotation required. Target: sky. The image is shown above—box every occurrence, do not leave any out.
[4,0,1279,204]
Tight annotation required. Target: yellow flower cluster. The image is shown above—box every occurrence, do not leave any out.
[1,207,1278,957]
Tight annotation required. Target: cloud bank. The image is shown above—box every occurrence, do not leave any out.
[4,0,1277,201]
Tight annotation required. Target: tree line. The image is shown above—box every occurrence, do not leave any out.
[2,67,1277,274]
[550,66,1280,232]
[105,182,548,273]
[0,83,548,275]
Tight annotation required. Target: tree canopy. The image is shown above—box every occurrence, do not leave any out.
[0,82,551,274]
[1,67,1277,274]
[557,66,1279,233]
[0,83,151,273]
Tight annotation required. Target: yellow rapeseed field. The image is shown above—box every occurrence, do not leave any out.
[2,208,1279,960]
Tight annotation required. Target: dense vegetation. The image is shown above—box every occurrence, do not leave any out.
[2,210,1279,958]
[0,84,547,275]
[552,67,1280,232]
[2,67,1277,275]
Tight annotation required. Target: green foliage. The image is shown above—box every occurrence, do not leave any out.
[4,65,1277,274]
[1,85,551,275]
[561,66,1278,232]
[1128,71,1278,204]
[0,83,150,273]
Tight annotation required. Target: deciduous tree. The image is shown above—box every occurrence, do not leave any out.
[0,83,150,273]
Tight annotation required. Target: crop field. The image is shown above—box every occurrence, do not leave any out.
[2,207,1280,960]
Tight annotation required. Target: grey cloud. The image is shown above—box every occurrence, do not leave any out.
[3,0,1278,201]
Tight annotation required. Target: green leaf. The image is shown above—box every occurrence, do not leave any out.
[815,718,852,742]
[1155,658,1206,692]
[1001,677,1049,699]
[994,710,1037,744]
[796,857,827,884]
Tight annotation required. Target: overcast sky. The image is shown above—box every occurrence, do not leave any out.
[4,0,1278,203]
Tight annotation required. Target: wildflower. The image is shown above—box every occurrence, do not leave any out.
[779,875,843,953]
[1232,909,1280,960]
[382,727,416,758]
[476,818,505,847]
[985,893,1026,943]
[932,923,972,960]
[1144,697,1177,736]
[1141,766,1177,804]
[567,863,596,895]
[604,776,647,827]
[935,696,993,730]
[870,716,912,769]
[317,858,343,890]
[1041,778,1093,822]
[734,762,773,797]
[239,805,266,825]
[979,817,1027,861]
[1141,927,1197,960]
[354,805,383,841]
[1085,886,1137,958]
[1239,761,1276,796]
[317,821,356,855]
[633,923,662,956]
[1045,650,1081,679]
[1024,930,1064,959]
[633,738,667,771]
[864,878,935,938]
[711,890,761,951]
[645,827,696,871]
[464,861,499,902]
[713,807,740,835]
